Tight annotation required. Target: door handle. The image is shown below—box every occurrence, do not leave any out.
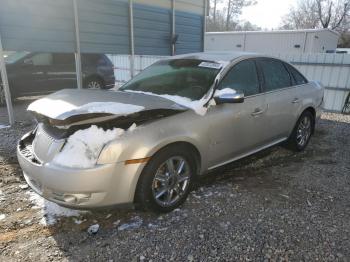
[292,98,300,104]
[251,108,264,117]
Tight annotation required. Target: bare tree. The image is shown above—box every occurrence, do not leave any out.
[206,0,257,32]
[225,0,257,30]
[281,0,350,31]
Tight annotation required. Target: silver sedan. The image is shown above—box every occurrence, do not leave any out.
[17,52,324,212]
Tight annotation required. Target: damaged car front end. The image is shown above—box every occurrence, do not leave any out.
[17,89,188,208]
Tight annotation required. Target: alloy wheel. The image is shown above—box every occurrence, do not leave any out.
[152,156,191,207]
[87,80,102,89]
[296,115,312,147]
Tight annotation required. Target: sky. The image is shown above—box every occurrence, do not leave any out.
[219,0,298,29]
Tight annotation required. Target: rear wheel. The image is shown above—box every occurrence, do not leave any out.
[135,145,196,213]
[84,77,104,90]
[286,111,314,152]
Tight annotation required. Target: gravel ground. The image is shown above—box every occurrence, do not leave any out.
[0,111,349,261]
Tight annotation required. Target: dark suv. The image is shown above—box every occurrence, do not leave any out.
[1,52,115,104]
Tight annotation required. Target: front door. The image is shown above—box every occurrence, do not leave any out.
[207,59,268,168]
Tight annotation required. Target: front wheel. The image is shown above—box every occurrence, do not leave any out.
[135,146,196,213]
[286,111,314,152]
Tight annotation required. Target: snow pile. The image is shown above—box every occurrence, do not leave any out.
[87,224,100,235]
[118,216,143,231]
[0,214,5,221]
[28,99,144,119]
[125,90,208,116]
[27,191,83,226]
[52,125,125,168]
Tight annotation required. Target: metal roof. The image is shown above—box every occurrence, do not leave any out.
[206,28,340,36]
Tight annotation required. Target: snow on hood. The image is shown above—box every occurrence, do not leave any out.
[52,125,127,168]
[28,99,145,120]
[26,89,186,121]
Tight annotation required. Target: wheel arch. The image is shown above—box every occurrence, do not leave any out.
[149,141,202,177]
[302,106,316,133]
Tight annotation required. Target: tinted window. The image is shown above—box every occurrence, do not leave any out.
[30,53,53,66]
[53,53,75,65]
[259,59,291,91]
[218,60,260,96]
[287,64,308,85]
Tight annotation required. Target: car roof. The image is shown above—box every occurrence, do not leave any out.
[171,51,263,63]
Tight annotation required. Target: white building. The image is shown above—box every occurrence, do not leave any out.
[205,29,339,54]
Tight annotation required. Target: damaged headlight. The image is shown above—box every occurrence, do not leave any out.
[97,143,123,165]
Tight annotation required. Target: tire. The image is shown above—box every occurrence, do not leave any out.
[286,111,314,152]
[135,145,196,213]
[84,77,104,89]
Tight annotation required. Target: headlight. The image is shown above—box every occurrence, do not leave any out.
[97,143,123,165]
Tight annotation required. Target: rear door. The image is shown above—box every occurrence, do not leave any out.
[207,59,269,167]
[45,53,77,91]
[257,58,298,142]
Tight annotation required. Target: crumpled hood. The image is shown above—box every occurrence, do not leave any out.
[27,89,187,123]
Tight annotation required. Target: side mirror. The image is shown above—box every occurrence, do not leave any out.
[214,90,245,104]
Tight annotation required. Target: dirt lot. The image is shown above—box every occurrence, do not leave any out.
[0,104,349,261]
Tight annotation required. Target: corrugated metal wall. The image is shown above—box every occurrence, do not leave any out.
[109,53,350,113]
[78,0,130,54]
[0,0,76,52]
[133,3,172,55]
[0,0,205,56]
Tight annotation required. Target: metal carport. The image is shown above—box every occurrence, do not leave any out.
[0,0,207,125]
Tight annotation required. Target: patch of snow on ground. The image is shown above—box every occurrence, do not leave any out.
[125,90,208,116]
[28,99,144,119]
[0,124,10,129]
[27,191,84,226]
[118,216,143,231]
[52,125,125,168]
[0,214,6,220]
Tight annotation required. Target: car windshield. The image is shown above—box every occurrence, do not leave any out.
[120,59,221,100]
[4,51,30,64]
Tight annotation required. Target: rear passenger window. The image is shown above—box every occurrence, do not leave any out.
[287,64,308,85]
[259,59,292,91]
[53,53,75,65]
[218,60,260,96]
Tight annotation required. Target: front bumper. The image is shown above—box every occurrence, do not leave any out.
[17,133,146,209]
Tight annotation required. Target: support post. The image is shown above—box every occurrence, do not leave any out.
[0,33,14,125]
[129,0,135,78]
[203,0,208,52]
[73,0,83,89]
[171,0,176,56]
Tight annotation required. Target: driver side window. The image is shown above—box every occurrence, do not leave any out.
[218,60,260,96]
